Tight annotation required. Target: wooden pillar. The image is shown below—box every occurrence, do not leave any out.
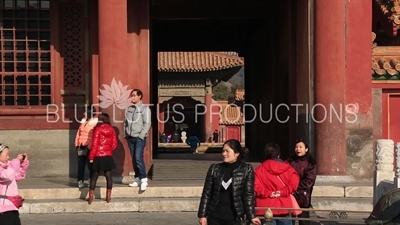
[158,99,165,135]
[127,0,151,172]
[343,0,373,178]
[315,0,372,176]
[204,78,213,142]
[97,0,151,178]
[295,0,315,157]
[314,0,347,175]
[98,0,132,177]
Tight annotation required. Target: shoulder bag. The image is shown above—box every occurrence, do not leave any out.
[276,175,302,216]
[0,185,24,208]
[76,146,88,156]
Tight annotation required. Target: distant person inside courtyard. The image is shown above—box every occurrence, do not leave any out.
[287,139,317,225]
[166,134,172,143]
[198,139,261,225]
[159,132,166,143]
[74,105,98,189]
[186,135,201,154]
[87,113,118,204]
[125,89,152,190]
[254,142,299,225]
[213,130,219,143]
[0,144,29,225]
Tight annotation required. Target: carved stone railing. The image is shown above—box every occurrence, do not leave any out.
[373,139,400,205]
[395,142,400,186]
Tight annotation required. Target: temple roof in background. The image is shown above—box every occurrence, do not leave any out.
[372,32,400,79]
[375,0,400,25]
[157,52,244,72]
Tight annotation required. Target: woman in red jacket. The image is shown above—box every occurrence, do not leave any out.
[87,113,118,204]
[254,142,299,225]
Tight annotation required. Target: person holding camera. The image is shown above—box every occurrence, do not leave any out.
[0,144,29,225]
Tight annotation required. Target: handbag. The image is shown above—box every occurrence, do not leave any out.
[0,185,24,208]
[76,146,88,156]
[276,175,302,216]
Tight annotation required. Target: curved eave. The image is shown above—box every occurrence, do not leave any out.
[158,64,243,73]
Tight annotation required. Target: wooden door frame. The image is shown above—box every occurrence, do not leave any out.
[387,92,400,140]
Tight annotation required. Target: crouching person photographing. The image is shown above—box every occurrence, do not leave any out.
[0,144,29,225]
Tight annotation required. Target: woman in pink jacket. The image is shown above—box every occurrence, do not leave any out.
[0,143,29,225]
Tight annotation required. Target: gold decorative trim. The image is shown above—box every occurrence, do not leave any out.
[372,80,400,83]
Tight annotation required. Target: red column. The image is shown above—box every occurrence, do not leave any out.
[158,101,165,135]
[345,0,372,115]
[314,0,347,175]
[98,0,132,177]
[211,104,220,135]
[315,0,372,175]
[204,93,213,142]
[127,0,152,171]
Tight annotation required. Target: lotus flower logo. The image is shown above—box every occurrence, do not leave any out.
[97,78,132,110]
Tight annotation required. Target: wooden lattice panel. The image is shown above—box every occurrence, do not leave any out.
[61,3,84,89]
[0,0,51,106]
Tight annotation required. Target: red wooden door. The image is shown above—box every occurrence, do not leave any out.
[389,95,400,143]
[226,126,241,142]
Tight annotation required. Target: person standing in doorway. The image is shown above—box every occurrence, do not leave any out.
[125,89,152,191]
[213,130,219,143]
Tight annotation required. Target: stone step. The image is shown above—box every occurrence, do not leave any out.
[19,182,373,200]
[19,197,373,214]
[151,160,261,180]
[311,197,372,211]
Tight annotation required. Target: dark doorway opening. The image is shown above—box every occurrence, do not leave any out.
[150,1,299,161]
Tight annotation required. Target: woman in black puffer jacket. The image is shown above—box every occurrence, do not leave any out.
[198,139,261,225]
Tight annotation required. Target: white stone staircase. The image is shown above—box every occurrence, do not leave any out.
[17,177,373,214]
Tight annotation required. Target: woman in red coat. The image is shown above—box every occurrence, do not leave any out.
[254,143,299,225]
[87,113,118,204]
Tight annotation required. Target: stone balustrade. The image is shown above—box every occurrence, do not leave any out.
[373,139,400,205]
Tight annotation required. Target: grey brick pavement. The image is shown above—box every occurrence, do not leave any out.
[20,212,197,225]
[20,212,365,225]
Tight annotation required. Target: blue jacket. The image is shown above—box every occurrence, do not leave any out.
[186,136,200,148]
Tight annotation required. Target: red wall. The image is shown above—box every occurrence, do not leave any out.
[226,126,241,142]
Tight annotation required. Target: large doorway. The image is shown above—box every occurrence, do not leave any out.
[150,0,310,161]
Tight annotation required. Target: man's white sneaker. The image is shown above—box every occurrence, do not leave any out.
[140,178,148,191]
[129,177,141,187]
[77,180,84,189]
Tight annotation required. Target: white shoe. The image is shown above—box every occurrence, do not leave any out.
[129,177,141,187]
[77,180,84,189]
[140,178,148,191]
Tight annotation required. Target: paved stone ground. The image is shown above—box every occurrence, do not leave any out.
[20,212,365,225]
